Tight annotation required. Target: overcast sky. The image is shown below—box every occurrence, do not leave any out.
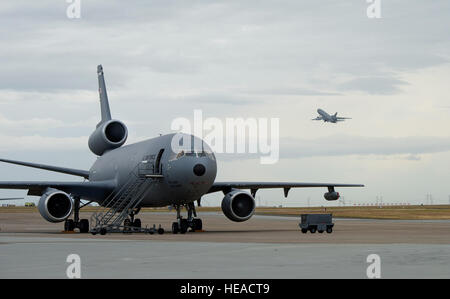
[0,1,449,206]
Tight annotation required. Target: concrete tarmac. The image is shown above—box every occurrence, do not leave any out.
[0,212,449,278]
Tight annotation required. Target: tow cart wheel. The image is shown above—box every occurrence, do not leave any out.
[157,228,164,235]
[318,230,324,233]
[123,219,131,233]
[326,227,333,233]
[172,222,179,234]
[301,228,308,234]
[100,228,107,235]
[133,219,141,228]
[193,218,203,231]
[310,227,317,233]
[79,219,89,233]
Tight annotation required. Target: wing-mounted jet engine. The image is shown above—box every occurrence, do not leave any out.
[88,65,128,156]
[324,186,340,201]
[221,189,256,222]
[37,188,73,223]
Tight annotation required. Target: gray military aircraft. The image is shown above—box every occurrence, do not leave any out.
[0,65,363,235]
[312,109,352,123]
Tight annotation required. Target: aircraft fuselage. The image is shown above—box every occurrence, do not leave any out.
[89,133,217,207]
[317,109,336,123]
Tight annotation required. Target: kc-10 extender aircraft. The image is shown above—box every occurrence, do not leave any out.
[312,109,352,123]
[0,65,363,235]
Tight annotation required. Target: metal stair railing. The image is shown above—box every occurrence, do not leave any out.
[90,162,158,233]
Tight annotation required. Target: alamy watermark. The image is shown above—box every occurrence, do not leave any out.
[66,253,81,278]
[367,0,382,19]
[66,0,81,19]
[170,110,280,164]
[366,253,381,278]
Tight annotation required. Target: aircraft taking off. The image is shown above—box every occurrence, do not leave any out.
[312,109,352,123]
[0,66,363,235]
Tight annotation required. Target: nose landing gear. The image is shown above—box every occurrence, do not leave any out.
[172,202,203,234]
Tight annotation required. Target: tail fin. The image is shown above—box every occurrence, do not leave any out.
[97,65,112,126]
[334,112,338,117]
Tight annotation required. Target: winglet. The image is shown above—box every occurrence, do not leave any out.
[97,65,112,125]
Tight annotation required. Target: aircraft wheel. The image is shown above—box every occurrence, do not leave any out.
[172,222,179,234]
[64,219,75,232]
[79,219,89,233]
[180,219,188,234]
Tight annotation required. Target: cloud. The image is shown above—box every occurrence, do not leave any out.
[213,135,450,161]
[179,93,261,106]
[280,135,450,158]
[0,1,450,205]
[0,134,87,152]
[0,114,64,129]
[338,77,408,95]
[242,87,341,96]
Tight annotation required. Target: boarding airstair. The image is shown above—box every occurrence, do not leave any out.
[90,161,163,235]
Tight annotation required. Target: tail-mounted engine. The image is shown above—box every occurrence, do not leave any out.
[88,120,128,156]
[37,188,73,223]
[221,190,256,222]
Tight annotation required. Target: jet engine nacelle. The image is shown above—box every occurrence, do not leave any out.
[221,190,256,222]
[88,119,128,156]
[324,191,340,201]
[38,188,73,223]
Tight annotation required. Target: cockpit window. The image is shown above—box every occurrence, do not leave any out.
[169,135,215,160]
[170,150,215,160]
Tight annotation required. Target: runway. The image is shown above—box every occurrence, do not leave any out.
[0,212,449,278]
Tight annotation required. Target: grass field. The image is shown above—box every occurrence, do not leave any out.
[1,205,450,220]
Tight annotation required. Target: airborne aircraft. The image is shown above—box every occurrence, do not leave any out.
[0,66,363,235]
[312,109,352,123]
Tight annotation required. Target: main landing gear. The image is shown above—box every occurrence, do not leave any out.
[64,197,90,233]
[172,202,202,234]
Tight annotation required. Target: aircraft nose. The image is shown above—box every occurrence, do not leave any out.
[193,163,206,176]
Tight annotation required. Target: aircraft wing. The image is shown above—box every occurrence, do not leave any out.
[208,182,364,196]
[311,116,323,121]
[0,180,116,201]
[336,117,351,120]
[0,158,90,179]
